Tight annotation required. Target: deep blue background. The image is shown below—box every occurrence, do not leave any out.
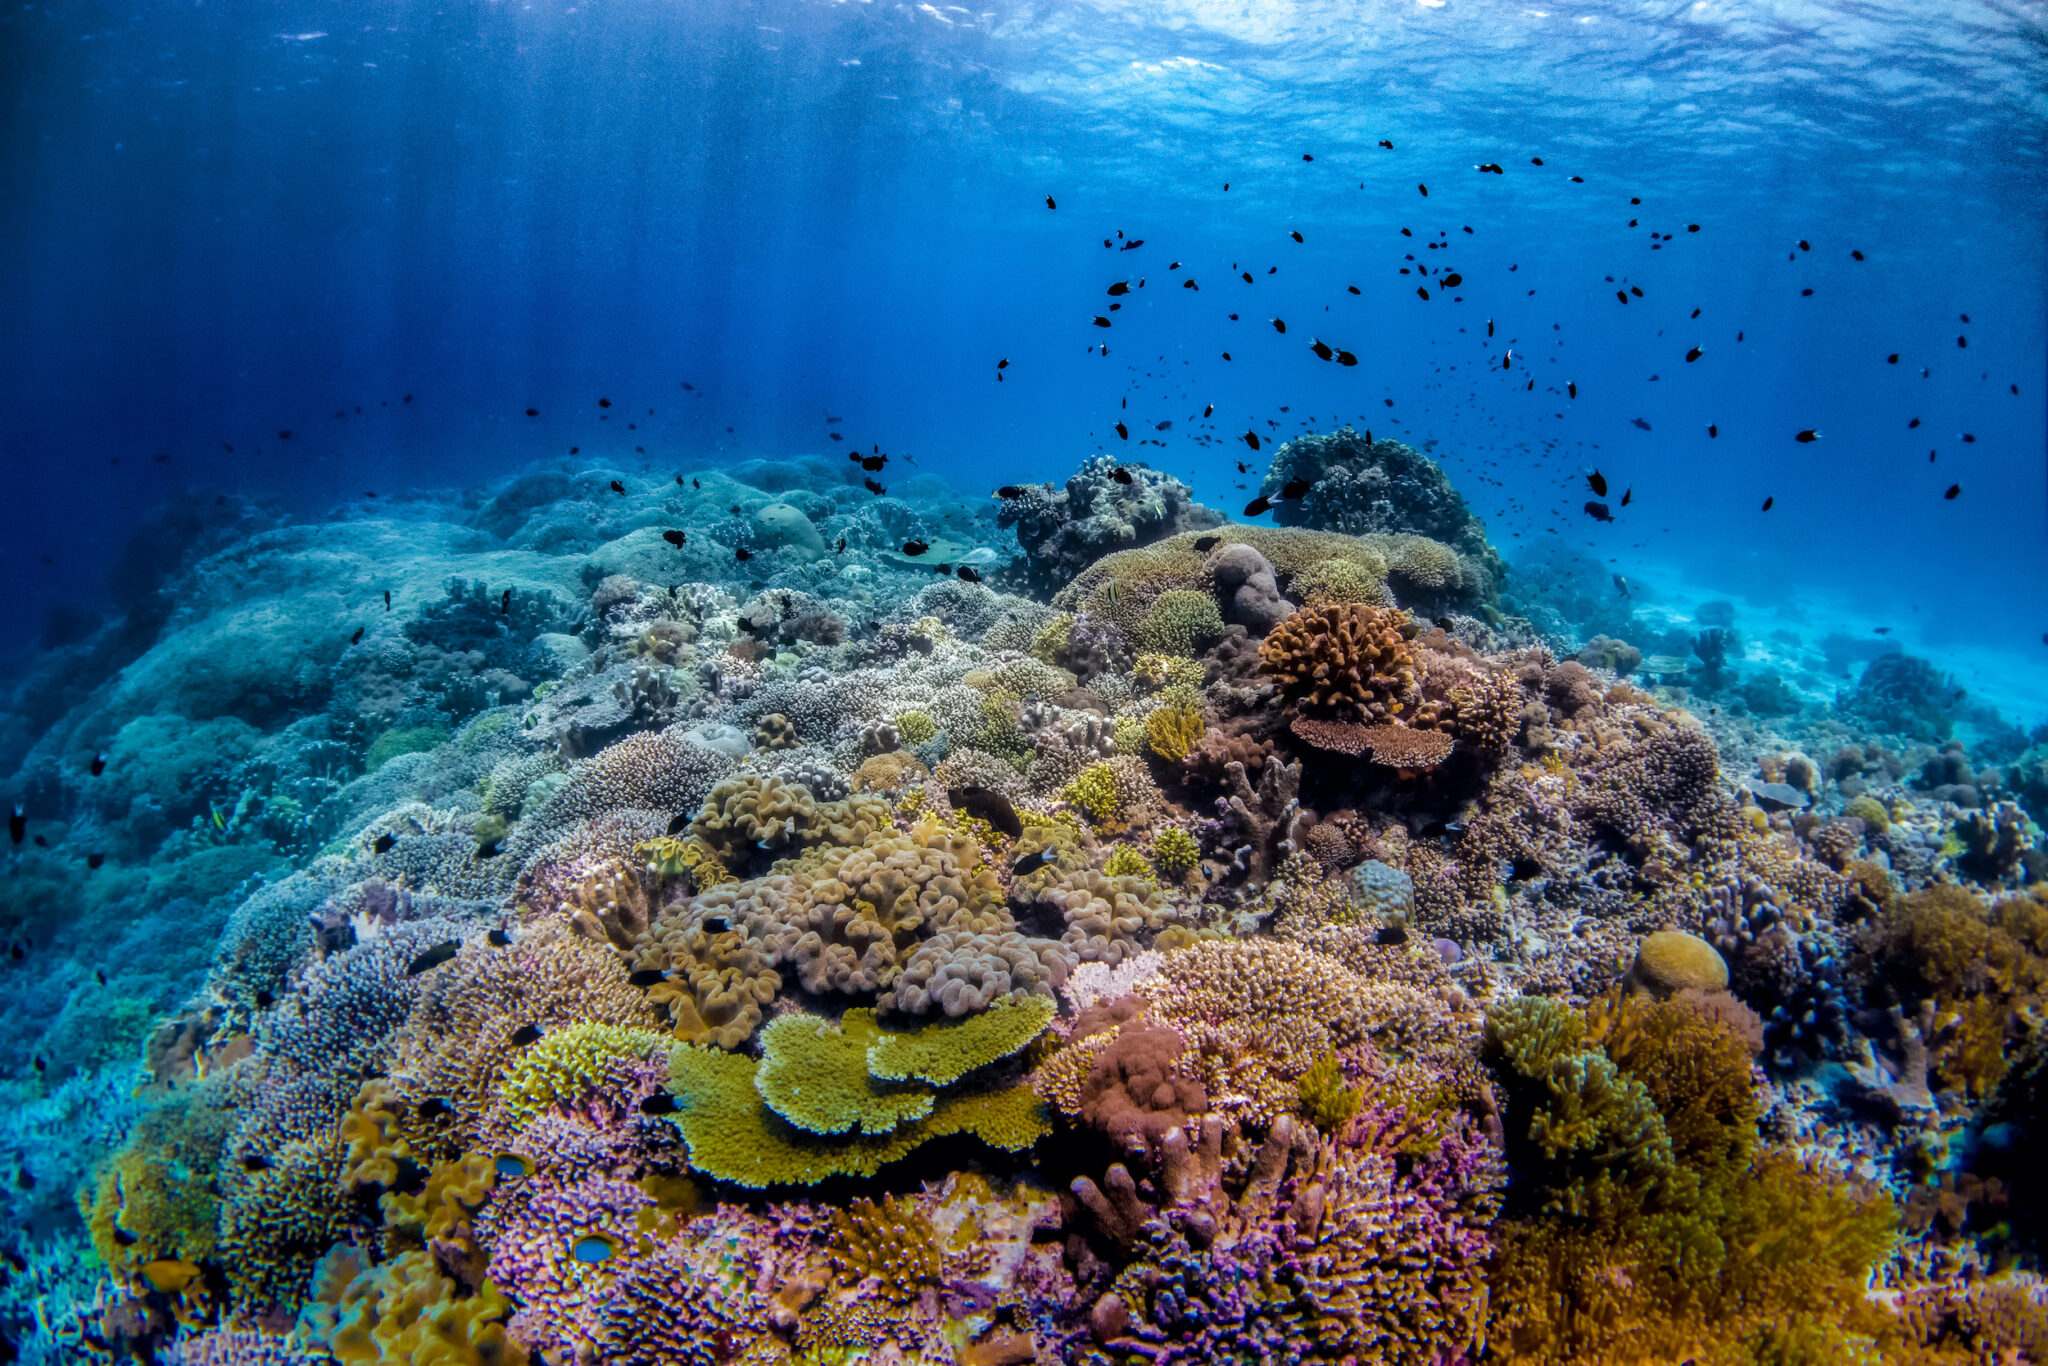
[2,0,2043,677]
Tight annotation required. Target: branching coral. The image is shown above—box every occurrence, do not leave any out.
[1259,602,1419,722]
[1137,589,1227,658]
[1144,698,1206,762]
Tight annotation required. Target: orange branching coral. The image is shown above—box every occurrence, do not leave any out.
[1259,602,1418,722]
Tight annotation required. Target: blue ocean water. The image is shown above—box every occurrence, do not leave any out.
[3,0,2043,690]
[4,1,2048,1362]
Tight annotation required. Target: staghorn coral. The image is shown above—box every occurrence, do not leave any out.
[1149,825,1201,879]
[826,1194,943,1305]
[1137,589,1227,658]
[1144,698,1206,762]
[1259,602,1419,723]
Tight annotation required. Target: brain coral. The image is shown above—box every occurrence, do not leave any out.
[1260,602,1420,723]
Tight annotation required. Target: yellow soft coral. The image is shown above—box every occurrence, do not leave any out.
[1144,700,1205,762]
[322,1250,526,1366]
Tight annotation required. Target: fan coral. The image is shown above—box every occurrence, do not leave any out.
[1260,602,1419,722]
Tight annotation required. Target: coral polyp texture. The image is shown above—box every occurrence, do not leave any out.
[3,444,2042,1366]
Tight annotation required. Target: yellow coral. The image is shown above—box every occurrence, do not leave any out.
[1149,826,1201,879]
[1060,763,1123,826]
[895,710,940,746]
[497,1022,665,1125]
[1102,845,1152,881]
[827,1195,942,1304]
[1143,700,1205,761]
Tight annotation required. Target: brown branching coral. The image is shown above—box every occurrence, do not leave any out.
[1259,602,1419,722]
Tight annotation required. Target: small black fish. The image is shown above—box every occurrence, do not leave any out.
[487,929,513,947]
[1631,417,1651,431]
[1204,403,1214,418]
[501,589,512,614]
[1621,487,1633,507]
[1336,350,1357,366]
[836,536,848,553]
[629,969,669,987]
[1874,626,1892,635]
[639,1093,679,1115]
[1708,424,1719,438]
[10,807,24,845]
[476,837,504,858]
[525,407,539,416]
[1761,496,1775,511]
[418,1097,454,1119]
[1418,182,1429,196]
[995,485,1025,499]
[860,455,887,471]
[1243,431,1261,451]
[87,852,104,869]
[241,1154,271,1172]
[1093,316,1112,328]
[1442,273,1463,288]
[383,589,391,610]
[1115,423,1129,441]
[90,752,106,776]
[936,563,952,575]
[663,529,687,547]
[1107,281,1129,296]
[406,939,461,976]
[997,358,1009,370]
[1310,339,1333,361]
[610,480,626,494]
[902,539,929,556]
[1244,495,1274,517]
[1379,139,1393,148]
[1944,483,1961,500]
[1568,382,1578,399]
[1110,467,1134,486]
[372,833,396,854]
[509,1023,543,1046]
[1193,535,1221,551]
[1280,478,1312,500]
[1794,429,1820,443]
[703,915,729,933]
[864,478,886,495]
[598,397,612,408]
[1046,194,1056,209]
[350,627,364,645]
[735,547,753,562]
[1011,848,1055,877]
[1586,470,1608,497]
[1583,501,1614,523]
[1271,318,1287,333]
[956,566,982,583]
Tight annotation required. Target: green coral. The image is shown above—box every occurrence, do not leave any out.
[894,710,939,747]
[1144,700,1205,762]
[498,1022,666,1126]
[1101,845,1152,881]
[365,725,450,772]
[1112,716,1147,755]
[972,696,1034,763]
[1296,1053,1364,1133]
[1060,762,1123,826]
[1030,615,1074,666]
[866,996,1056,1085]
[1137,589,1226,657]
[663,1044,1048,1188]
[1133,652,1205,692]
[755,1012,937,1136]
[1149,826,1200,879]
[82,1087,233,1287]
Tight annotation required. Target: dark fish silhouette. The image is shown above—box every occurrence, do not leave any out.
[1586,471,1608,497]
[350,627,364,645]
[1568,382,1578,399]
[1204,403,1214,417]
[610,480,625,494]
[735,548,752,562]
[1111,466,1133,483]
[1708,424,1719,438]
[510,1023,543,1046]
[1011,848,1056,877]
[956,566,982,583]
[1093,316,1112,328]
[1280,478,1312,500]
[640,1093,678,1115]
[1583,501,1614,523]
[629,969,668,987]
[1442,273,1462,287]
[1336,350,1357,366]
[1244,496,1274,517]
[1271,318,1287,333]
[1630,417,1651,431]
[1046,194,1056,209]
[1621,487,1633,507]
[1107,281,1129,296]
[383,590,391,611]
[1310,339,1333,361]
[87,852,104,869]
[525,407,539,416]
[1115,423,1129,441]
[487,929,513,947]
[996,486,1025,499]
[836,536,848,553]
[1193,535,1221,551]
[902,540,929,556]
[406,940,461,976]
[1243,431,1262,450]
[372,833,396,854]
[864,478,886,495]
[1761,496,1775,511]
[501,589,512,614]
[1685,346,1704,363]
[89,752,106,777]
[663,530,687,547]
[1794,429,1820,443]
[861,455,887,471]
[1944,483,1961,499]
[997,358,1009,369]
